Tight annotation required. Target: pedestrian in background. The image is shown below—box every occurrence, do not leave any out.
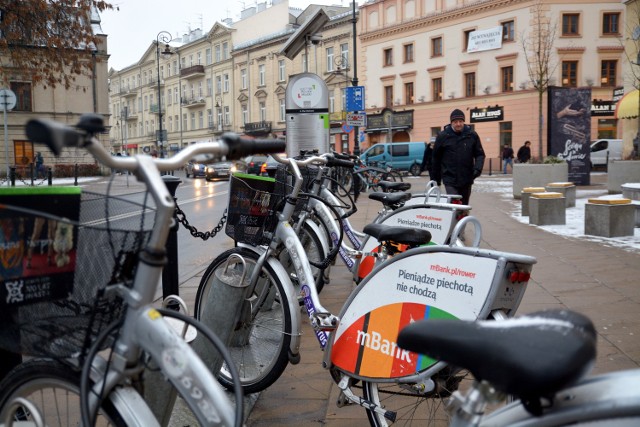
[432,109,485,206]
[421,138,435,180]
[517,140,532,164]
[34,151,44,178]
[502,144,514,174]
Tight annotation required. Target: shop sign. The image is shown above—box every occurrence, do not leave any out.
[470,105,504,123]
[591,100,615,117]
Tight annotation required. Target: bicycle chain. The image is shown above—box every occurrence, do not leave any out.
[174,199,227,240]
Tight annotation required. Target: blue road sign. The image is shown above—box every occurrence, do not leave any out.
[346,86,365,112]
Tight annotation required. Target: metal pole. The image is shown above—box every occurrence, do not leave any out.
[162,175,182,309]
[3,106,8,185]
[351,0,360,156]
[156,31,173,160]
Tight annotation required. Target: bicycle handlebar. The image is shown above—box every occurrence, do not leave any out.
[26,114,286,172]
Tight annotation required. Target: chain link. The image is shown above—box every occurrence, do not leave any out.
[174,199,228,240]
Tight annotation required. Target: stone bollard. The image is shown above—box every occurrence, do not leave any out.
[529,192,566,226]
[585,198,635,237]
[545,182,576,208]
[521,187,546,216]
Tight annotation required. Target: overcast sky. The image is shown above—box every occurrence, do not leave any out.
[100,0,353,71]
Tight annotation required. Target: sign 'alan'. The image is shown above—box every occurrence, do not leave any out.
[470,105,504,123]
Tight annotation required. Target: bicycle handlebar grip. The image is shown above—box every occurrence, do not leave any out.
[332,152,357,161]
[26,119,82,156]
[222,132,286,159]
[326,156,355,168]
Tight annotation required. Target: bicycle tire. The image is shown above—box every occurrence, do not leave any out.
[194,247,293,394]
[0,358,127,426]
[362,366,470,427]
[382,170,403,183]
[279,221,327,294]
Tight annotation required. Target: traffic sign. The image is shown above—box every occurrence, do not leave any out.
[346,112,366,127]
[0,89,17,111]
[345,86,365,112]
[341,123,353,133]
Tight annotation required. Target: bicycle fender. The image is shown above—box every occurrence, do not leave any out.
[236,243,303,358]
[108,386,162,427]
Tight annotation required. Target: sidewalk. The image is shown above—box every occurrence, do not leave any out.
[239,173,640,426]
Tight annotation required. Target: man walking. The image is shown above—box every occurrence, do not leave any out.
[432,109,485,206]
[517,140,532,163]
[502,144,514,174]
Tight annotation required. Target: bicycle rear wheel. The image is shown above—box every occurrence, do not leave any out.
[0,358,126,426]
[362,366,469,426]
[194,247,293,394]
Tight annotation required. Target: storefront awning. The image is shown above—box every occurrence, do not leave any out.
[615,89,639,119]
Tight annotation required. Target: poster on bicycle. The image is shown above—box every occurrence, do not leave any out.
[331,250,498,380]
[0,187,80,307]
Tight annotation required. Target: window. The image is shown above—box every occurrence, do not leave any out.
[182,113,187,131]
[391,145,409,157]
[327,47,335,72]
[279,98,285,121]
[173,60,178,75]
[207,78,213,96]
[384,85,393,107]
[216,106,222,128]
[562,61,578,87]
[222,42,229,59]
[242,104,248,125]
[601,60,616,87]
[216,76,222,94]
[224,106,230,126]
[259,102,266,121]
[198,111,204,129]
[404,82,414,104]
[431,37,442,57]
[603,12,620,35]
[278,60,286,81]
[214,44,221,62]
[10,82,32,111]
[223,74,229,92]
[465,72,476,97]
[432,78,442,101]
[340,43,349,67]
[259,64,266,86]
[241,68,247,89]
[198,81,203,98]
[188,55,194,67]
[562,13,579,36]
[463,29,474,51]
[197,52,202,65]
[501,66,514,92]
[207,109,213,128]
[502,20,515,42]
[500,122,512,147]
[206,48,212,65]
[404,43,414,63]
[190,112,196,130]
[383,48,393,66]
[174,87,179,104]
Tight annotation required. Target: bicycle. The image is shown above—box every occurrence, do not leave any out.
[397,308,640,426]
[337,155,403,195]
[0,114,285,426]
[194,152,536,426]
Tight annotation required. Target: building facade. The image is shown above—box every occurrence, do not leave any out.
[1,7,110,177]
[357,0,626,161]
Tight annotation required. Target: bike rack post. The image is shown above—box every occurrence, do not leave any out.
[47,167,52,186]
[162,175,182,310]
[9,166,15,186]
[74,163,78,186]
[191,253,249,373]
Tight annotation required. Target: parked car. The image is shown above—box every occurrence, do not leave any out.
[205,160,247,181]
[590,139,623,169]
[261,154,286,178]
[360,141,426,176]
[244,154,269,175]
[185,155,213,178]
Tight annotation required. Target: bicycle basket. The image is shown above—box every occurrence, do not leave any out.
[225,173,281,246]
[0,188,154,359]
[273,163,317,218]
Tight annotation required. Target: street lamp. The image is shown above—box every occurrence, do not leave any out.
[215,95,223,131]
[156,31,173,158]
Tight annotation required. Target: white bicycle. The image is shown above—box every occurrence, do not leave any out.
[0,114,285,426]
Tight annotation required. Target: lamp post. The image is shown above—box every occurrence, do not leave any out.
[156,31,173,158]
[215,95,223,132]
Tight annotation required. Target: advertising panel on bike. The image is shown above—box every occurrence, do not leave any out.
[331,251,498,380]
[0,187,81,307]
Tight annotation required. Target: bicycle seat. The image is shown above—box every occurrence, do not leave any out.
[363,223,432,246]
[398,309,596,408]
[368,192,411,209]
[378,181,411,192]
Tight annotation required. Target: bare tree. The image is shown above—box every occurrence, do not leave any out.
[0,0,113,89]
[520,0,559,160]
[621,0,640,158]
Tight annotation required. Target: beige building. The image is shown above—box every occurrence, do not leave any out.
[357,0,626,161]
[1,8,110,178]
[107,1,356,156]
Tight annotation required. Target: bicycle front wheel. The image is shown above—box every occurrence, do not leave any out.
[194,247,293,394]
[362,366,469,426]
[0,358,126,426]
[279,220,327,294]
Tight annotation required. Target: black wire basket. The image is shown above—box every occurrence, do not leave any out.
[0,189,154,360]
[225,173,282,246]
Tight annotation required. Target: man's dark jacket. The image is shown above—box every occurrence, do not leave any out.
[432,124,485,187]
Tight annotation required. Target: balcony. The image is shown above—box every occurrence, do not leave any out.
[124,111,138,120]
[180,65,205,80]
[120,86,137,98]
[148,78,166,87]
[243,121,272,136]
[181,97,207,108]
[209,122,232,134]
[149,104,162,114]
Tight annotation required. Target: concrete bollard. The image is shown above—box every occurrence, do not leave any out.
[585,198,635,237]
[529,192,566,225]
[191,253,250,370]
[545,182,576,208]
[521,187,546,216]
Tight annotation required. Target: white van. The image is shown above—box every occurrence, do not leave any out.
[590,139,623,168]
